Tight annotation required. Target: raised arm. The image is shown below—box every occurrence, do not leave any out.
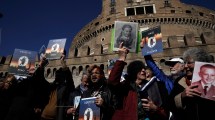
[140,39,173,94]
[144,55,173,94]
[60,53,75,91]
[32,55,48,80]
[108,42,128,85]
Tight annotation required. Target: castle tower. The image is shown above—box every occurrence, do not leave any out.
[64,0,215,84]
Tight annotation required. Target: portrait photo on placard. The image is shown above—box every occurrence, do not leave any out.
[191,61,215,101]
[113,21,138,52]
[45,38,66,60]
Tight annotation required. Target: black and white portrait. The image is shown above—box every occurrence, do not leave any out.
[113,21,138,52]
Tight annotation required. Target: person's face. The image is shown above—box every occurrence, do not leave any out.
[122,27,132,37]
[199,67,215,84]
[0,81,4,88]
[137,68,146,81]
[184,57,195,80]
[170,63,184,75]
[3,77,13,90]
[90,68,103,83]
[145,69,153,80]
[81,75,89,88]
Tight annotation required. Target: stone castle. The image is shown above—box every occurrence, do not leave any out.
[0,0,215,86]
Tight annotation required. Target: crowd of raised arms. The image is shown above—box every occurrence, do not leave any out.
[0,42,215,120]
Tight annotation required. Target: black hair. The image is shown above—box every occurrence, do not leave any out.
[51,68,66,90]
[127,60,146,82]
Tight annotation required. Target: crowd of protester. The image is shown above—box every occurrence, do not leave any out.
[0,42,215,120]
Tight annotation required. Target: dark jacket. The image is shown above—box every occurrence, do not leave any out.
[41,67,74,120]
[4,67,50,120]
[82,79,114,120]
[0,81,16,120]
[56,67,75,120]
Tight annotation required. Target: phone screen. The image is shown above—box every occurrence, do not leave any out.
[139,91,148,99]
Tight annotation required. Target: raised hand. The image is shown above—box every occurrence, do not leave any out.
[38,54,48,68]
[60,52,67,68]
[140,37,146,49]
[118,42,129,61]
[60,53,65,61]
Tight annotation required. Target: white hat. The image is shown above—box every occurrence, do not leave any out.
[165,58,184,66]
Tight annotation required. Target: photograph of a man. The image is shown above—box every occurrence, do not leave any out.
[113,21,138,52]
[192,61,215,101]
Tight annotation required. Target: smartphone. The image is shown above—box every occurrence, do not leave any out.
[139,91,148,99]
[139,91,149,104]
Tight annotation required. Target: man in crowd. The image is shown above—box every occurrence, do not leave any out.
[66,73,89,119]
[67,65,114,120]
[143,49,185,94]
[4,56,50,120]
[169,47,215,120]
[41,54,75,120]
[164,58,185,82]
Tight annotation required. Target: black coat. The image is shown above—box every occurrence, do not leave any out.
[0,85,15,120]
[4,67,50,120]
[83,81,115,120]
